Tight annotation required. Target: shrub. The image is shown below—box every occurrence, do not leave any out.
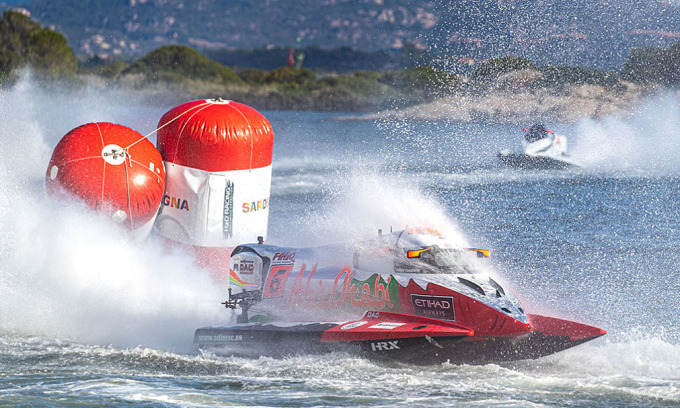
[0,10,76,79]
[472,56,536,81]
[123,45,243,84]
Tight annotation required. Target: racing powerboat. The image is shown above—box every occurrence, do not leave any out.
[194,228,605,365]
[498,124,582,170]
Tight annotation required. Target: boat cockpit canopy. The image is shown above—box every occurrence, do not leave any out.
[396,246,480,274]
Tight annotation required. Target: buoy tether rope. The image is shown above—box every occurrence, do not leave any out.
[123,156,134,229]
[124,99,215,150]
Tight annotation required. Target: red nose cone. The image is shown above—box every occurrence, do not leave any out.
[46,122,166,228]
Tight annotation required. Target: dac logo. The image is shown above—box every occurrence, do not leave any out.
[235,260,255,275]
[370,341,400,351]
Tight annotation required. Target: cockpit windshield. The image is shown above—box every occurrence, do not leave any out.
[395,246,480,274]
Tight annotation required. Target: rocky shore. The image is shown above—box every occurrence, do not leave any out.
[344,70,651,124]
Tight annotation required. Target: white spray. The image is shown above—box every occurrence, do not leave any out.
[572,91,680,174]
[0,73,225,351]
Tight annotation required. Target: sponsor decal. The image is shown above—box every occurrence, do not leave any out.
[411,294,456,321]
[370,341,400,351]
[236,260,255,275]
[264,264,294,298]
[243,198,269,213]
[366,311,380,319]
[197,334,243,343]
[272,252,296,263]
[368,322,405,330]
[340,321,367,330]
[284,269,400,312]
[163,195,189,211]
[229,269,259,288]
[223,181,234,239]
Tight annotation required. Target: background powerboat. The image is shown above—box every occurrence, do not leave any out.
[498,124,582,170]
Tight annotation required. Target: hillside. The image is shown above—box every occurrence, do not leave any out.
[0,9,672,123]
[5,0,680,70]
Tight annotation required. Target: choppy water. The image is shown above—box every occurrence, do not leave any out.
[1,75,679,407]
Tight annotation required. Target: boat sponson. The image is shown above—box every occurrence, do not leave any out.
[194,312,605,364]
[320,311,474,342]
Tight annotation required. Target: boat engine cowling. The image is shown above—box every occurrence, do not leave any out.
[230,250,264,291]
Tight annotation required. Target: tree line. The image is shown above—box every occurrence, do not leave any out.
[0,10,75,80]
[1,10,679,111]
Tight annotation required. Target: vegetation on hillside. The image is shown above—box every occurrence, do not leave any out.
[0,10,76,79]
[0,12,678,112]
[122,45,243,85]
[205,43,432,73]
[622,43,680,87]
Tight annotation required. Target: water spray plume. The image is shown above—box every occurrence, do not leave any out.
[573,92,680,174]
[283,171,470,248]
[0,75,226,351]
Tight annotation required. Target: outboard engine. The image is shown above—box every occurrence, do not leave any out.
[230,250,265,290]
[226,248,268,322]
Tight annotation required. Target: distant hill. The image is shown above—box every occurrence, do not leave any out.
[6,0,680,70]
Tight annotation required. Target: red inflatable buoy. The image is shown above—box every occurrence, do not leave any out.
[157,98,274,172]
[154,98,274,274]
[46,122,166,231]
